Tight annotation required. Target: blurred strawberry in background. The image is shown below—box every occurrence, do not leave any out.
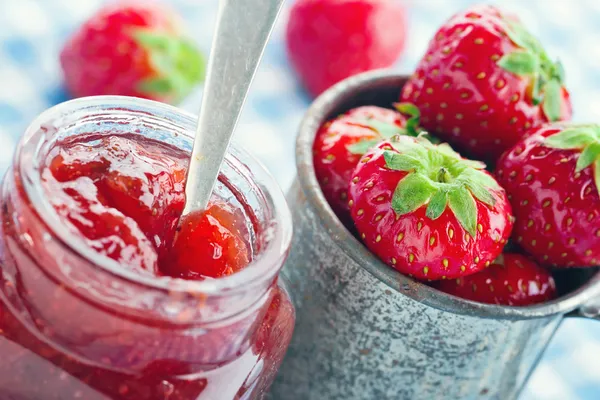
[60,1,205,105]
[286,0,407,97]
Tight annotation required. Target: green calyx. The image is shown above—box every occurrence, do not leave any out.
[544,124,600,198]
[347,103,437,155]
[384,136,500,236]
[497,19,565,121]
[133,29,206,103]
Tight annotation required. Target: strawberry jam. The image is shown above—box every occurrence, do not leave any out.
[0,99,294,400]
[43,134,251,280]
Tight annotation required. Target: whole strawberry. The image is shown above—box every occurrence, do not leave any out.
[497,123,600,268]
[60,1,205,104]
[435,253,556,306]
[287,0,406,97]
[313,104,423,224]
[401,5,571,161]
[348,136,513,281]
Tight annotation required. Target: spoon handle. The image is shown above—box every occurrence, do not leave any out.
[184,0,285,214]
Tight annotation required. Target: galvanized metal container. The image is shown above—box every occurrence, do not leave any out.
[271,71,600,400]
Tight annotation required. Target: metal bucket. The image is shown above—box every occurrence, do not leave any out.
[271,70,600,400]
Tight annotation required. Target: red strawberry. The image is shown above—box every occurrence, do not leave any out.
[348,136,513,280]
[435,253,556,306]
[496,123,600,268]
[286,0,406,97]
[400,4,571,161]
[313,104,425,224]
[161,202,250,280]
[60,1,205,104]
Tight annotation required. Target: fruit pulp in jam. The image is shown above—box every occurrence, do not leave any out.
[45,134,252,279]
[0,134,294,399]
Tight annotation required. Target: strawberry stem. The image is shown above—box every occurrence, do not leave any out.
[437,167,452,183]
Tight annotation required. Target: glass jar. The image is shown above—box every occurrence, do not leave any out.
[0,97,295,400]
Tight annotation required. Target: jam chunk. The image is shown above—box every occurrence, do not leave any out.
[161,204,250,279]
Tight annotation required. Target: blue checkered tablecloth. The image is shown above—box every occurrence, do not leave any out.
[0,0,599,398]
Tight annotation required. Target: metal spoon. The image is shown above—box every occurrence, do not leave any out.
[183,0,286,215]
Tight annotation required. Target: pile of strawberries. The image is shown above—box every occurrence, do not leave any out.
[313,5,600,307]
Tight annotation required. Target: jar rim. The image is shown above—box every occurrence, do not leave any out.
[18,95,293,296]
[296,70,600,320]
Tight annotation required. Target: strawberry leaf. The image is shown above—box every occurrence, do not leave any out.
[466,181,496,206]
[555,60,566,83]
[384,151,425,171]
[461,159,488,170]
[542,79,563,122]
[502,18,567,114]
[455,169,498,206]
[498,51,540,76]
[347,139,382,155]
[595,160,600,199]
[394,102,421,135]
[437,143,487,170]
[346,109,436,155]
[448,185,478,237]
[529,74,542,105]
[421,132,440,144]
[390,136,431,159]
[576,142,600,172]
[134,30,174,50]
[391,173,436,216]
[426,190,448,220]
[385,136,500,230]
[544,127,597,149]
[395,102,420,119]
[544,125,600,198]
[504,19,543,54]
[436,143,462,159]
[138,78,174,94]
[133,29,205,103]
[459,168,501,190]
